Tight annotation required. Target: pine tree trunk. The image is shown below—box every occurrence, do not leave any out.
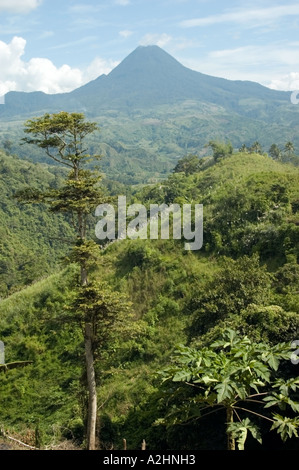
[79,208,97,450]
[85,323,97,450]
[226,406,235,451]
[81,264,88,286]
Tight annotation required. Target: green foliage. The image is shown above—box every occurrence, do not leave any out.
[23,112,100,166]
[269,143,282,160]
[0,267,83,443]
[207,140,233,161]
[0,151,74,296]
[159,329,299,450]
[173,154,202,175]
[250,141,263,154]
[2,46,299,185]
[125,241,162,269]
[137,152,299,266]
[19,111,122,450]
[271,415,299,441]
[67,279,133,358]
[188,254,272,336]
[227,418,262,450]
[239,304,299,344]
[19,112,106,243]
[0,361,33,372]
[0,140,299,449]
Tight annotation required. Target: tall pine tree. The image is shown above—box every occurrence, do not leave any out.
[17,111,130,450]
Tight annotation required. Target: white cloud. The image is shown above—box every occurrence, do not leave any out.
[139,33,172,48]
[208,44,299,71]
[0,36,117,96]
[0,0,42,14]
[25,59,82,94]
[179,43,299,90]
[180,4,299,28]
[268,72,299,91]
[0,37,81,94]
[84,57,119,81]
[119,30,133,38]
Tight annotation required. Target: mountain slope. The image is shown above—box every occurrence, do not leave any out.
[0,150,74,296]
[0,45,293,117]
[1,46,299,185]
[0,152,298,449]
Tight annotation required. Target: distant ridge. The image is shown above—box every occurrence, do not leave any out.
[0,45,291,118]
[1,44,299,183]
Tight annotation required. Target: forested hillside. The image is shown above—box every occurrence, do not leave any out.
[0,148,298,450]
[1,46,299,185]
[0,150,74,297]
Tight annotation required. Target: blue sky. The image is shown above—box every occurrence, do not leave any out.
[0,0,299,95]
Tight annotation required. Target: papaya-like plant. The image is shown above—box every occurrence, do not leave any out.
[160,329,299,450]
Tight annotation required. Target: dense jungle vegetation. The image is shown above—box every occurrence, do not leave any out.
[0,119,299,450]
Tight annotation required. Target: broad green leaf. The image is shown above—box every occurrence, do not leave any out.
[227,418,262,450]
[195,358,202,368]
[262,352,280,371]
[232,384,247,400]
[286,398,299,413]
[236,427,247,450]
[271,415,299,441]
[173,370,192,382]
[215,379,234,403]
[263,396,280,408]
[249,423,262,444]
[195,375,218,385]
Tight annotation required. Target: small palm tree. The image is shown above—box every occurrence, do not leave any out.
[250,141,263,154]
[239,144,249,153]
[269,144,282,160]
[284,141,295,158]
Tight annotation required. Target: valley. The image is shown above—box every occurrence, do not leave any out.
[1,46,299,185]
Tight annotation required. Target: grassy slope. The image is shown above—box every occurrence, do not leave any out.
[0,150,75,296]
[0,152,298,449]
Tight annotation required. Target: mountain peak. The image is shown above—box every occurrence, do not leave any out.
[108,45,186,80]
[0,45,290,119]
